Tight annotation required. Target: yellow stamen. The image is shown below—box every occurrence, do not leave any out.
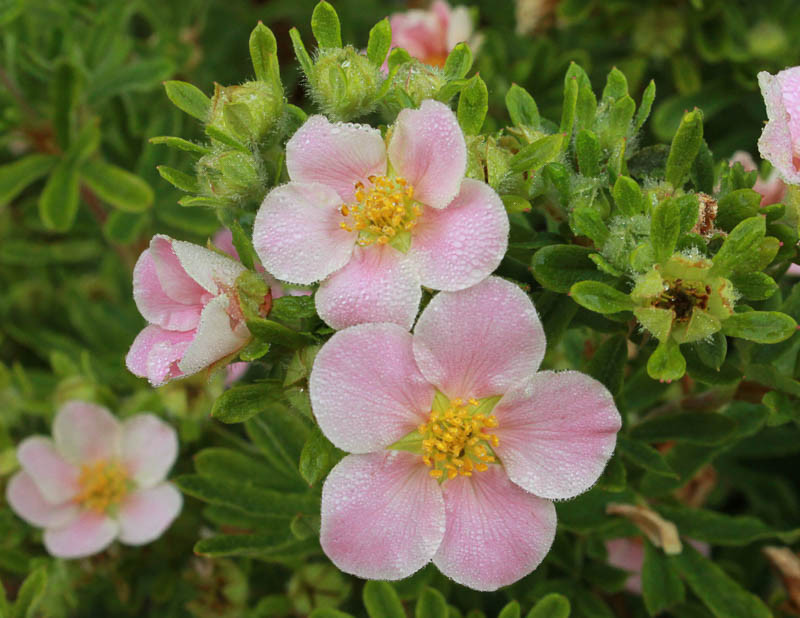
[74,460,130,513]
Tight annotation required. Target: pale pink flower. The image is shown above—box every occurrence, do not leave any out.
[729,151,786,206]
[606,537,710,594]
[310,277,621,590]
[253,100,509,330]
[6,401,181,559]
[758,67,800,185]
[126,234,253,386]
[388,1,479,68]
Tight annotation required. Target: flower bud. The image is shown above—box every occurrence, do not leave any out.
[381,60,446,118]
[308,46,383,120]
[207,81,284,145]
[197,150,264,202]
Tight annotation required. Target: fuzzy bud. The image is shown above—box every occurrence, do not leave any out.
[308,46,383,121]
[207,81,284,145]
[197,150,264,202]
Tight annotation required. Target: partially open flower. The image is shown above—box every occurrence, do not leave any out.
[6,401,181,559]
[126,235,255,386]
[253,99,509,330]
[310,277,621,590]
[757,67,800,185]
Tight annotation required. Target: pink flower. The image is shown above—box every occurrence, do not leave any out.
[388,1,479,68]
[606,537,710,594]
[310,277,621,590]
[253,100,509,330]
[729,151,786,206]
[758,67,800,185]
[6,401,181,559]
[126,234,253,386]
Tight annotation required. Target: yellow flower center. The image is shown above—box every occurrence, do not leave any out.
[340,175,422,248]
[419,398,499,481]
[75,460,130,513]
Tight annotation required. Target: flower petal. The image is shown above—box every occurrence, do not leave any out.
[412,276,545,399]
[388,100,466,209]
[320,452,444,580]
[117,483,183,545]
[17,437,79,503]
[6,471,79,528]
[253,182,356,285]
[605,538,644,594]
[492,370,621,500]
[758,69,800,184]
[126,325,194,386]
[316,245,422,330]
[177,295,250,377]
[43,511,119,559]
[445,4,473,50]
[53,401,122,464]
[310,323,434,453]
[433,466,556,591]
[286,115,387,203]
[132,249,203,331]
[410,178,508,290]
[169,238,247,294]
[149,235,208,304]
[121,415,179,488]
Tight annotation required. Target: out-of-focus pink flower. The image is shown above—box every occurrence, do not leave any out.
[6,401,181,559]
[126,234,252,386]
[388,1,478,68]
[309,277,621,590]
[254,100,508,330]
[729,151,786,206]
[758,67,800,185]
[606,537,710,594]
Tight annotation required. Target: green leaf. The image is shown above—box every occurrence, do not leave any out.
[498,601,521,618]
[212,382,279,424]
[12,566,47,618]
[693,332,726,370]
[457,75,488,135]
[692,140,715,193]
[506,84,539,128]
[533,245,611,293]
[38,158,79,232]
[616,436,677,478]
[576,83,598,132]
[647,339,686,382]
[363,581,405,618]
[248,317,315,347]
[570,281,634,314]
[650,198,681,264]
[634,80,656,131]
[665,109,703,188]
[509,134,564,173]
[729,272,777,301]
[716,189,760,232]
[710,216,766,276]
[249,22,281,87]
[670,543,772,618]
[270,295,317,321]
[82,160,154,212]
[575,129,601,177]
[0,154,57,206]
[311,1,342,49]
[642,541,685,616]
[676,194,700,234]
[299,426,342,486]
[415,587,448,618]
[310,610,355,618]
[526,593,570,618]
[570,207,609,245]
[245,408,309,482]
[443,42,473,81]
[290,28,314,77]
[560,73,579,141]
[602,67,628,101]
[722,311,796,343]
[194,532,318,559]
[163,80,211,121]
[156,165,198,193]
[194,448,301,492]
[630,411,736,445]
[149,136,211,155]
[51,61,82,150]
[366,18,392,66]
[588,334,628,395]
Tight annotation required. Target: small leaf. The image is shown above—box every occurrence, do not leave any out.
[311,1,342,49]
[634,80,656,131]
[363,581,405,618]
[730,272,778,301]
[270,296,317,321]
[647,339,686,382]
[457,75,488,135]
[38,158,80,232]
[299,426,342,486]
[81,160,154,212]
[571,207,609,246]
[612,175,643,216]
[0,154,57,206]
[571,281,634,314]
[415,587,448,618]
[156,165,198,192]
[212,382,279,424]
[149,136,211,155]
[509,134,564,173]
[630,411,736,445]
[602,67,628,101]
[443,42,473,81]
[194,532,318,559]
[533,245,611,293]
[366,18,392,67]
[575,129,601,177]
[506,84,539,128]
[710,216,766,276]
[616,436,677,478]
[163,80,211,121]
[642,541,685,616]
[526,594,570,618]
[650,198,681,264]
[290,28,314,77]
[722,311,796,344]
[560,74,579,141]
[249,22,281,87]
[498,601,521,618]
[693,331,727,370]
[665,108,703,188]
[12,566,47,618]
[716,189,760,232]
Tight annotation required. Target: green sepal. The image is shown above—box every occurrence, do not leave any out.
[647,339,686,382]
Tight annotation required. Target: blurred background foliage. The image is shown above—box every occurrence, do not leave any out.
[2,0,800,616]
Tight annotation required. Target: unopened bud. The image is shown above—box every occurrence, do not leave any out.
[197,150,264,202]
[207,81,284,145]
[308,47,382,120]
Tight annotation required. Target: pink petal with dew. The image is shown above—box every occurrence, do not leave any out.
[316,245,422,330]
[310,323,434,453]
[126,325,194,386]
[493,370,621,500]
[412,276,545,400]
[17,437,79,504]
[320,451,445,580]
[117,483,183,545]
[132,249,203,331]
[433,466,556,591]
[410,178,508,291]
[286,115,387,203]
[388,100,467,209]
[170,238,247,294]
[6,471,78,528]
[53,400,121,464]
[758,69,800,184]
[43,510,119,559]
[121,414,178,489]
[253,182,355,285]
[605,538,644,594]
[225,362,249,385]
[178,295,250,377]
[149,235,208,304]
